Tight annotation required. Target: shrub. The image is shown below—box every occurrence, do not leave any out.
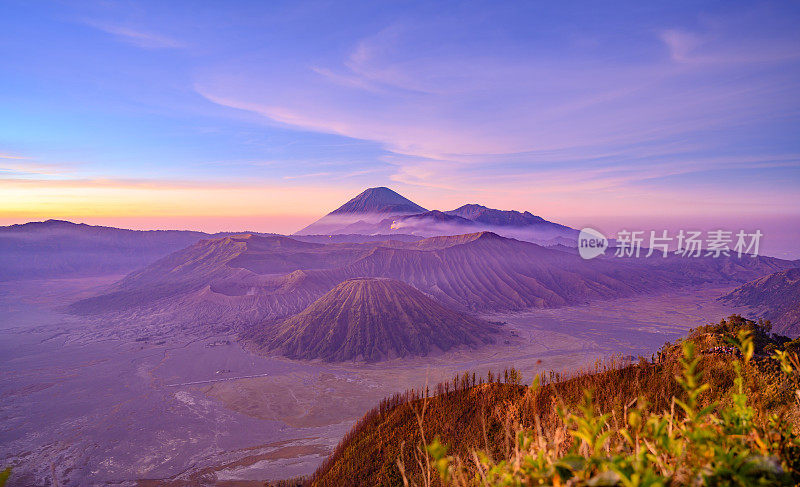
[418,327,800,486]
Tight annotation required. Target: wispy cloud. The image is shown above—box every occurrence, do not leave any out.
[82,20,184,49]
[659,29,702,63]
[282,171,333,180]
[0,153,29,160]
[194,5,800,202]
[0,152,73,176]
[3,1,797,229]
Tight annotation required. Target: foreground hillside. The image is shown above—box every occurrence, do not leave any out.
[247,278,499,362]
[721,268,800,336]
[309,316,800,486]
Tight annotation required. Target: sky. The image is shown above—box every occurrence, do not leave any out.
[1,1,799,255]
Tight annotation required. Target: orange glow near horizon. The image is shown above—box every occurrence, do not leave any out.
[3,179,799,237]
[0,180,350,233]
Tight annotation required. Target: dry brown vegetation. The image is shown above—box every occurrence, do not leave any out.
[308,316,799,486]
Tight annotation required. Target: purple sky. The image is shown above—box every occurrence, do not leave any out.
[1,1,798,256]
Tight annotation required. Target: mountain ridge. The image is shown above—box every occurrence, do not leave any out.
[446,204,549,226]
[719,267,800,336]
[248,277,499,362]
[294,187,578,244]
[0,219,231,281]
[69,231,794,333]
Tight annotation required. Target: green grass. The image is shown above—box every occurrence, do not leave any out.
[309,316,800,486]
[416,318,800,486]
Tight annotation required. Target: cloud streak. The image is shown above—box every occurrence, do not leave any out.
[2,0,798,233]
[82,20,184,49]
[196,7,800,199]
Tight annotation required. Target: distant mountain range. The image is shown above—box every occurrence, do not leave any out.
[295,187,578,244]
[446,204,560,227]
[0,217,424,282]
[247,277,499,362]
[9,185,579,281]
[70,231,792,339]
[720,268,800,336]
[7,188,800,363]
[0,220,218,281]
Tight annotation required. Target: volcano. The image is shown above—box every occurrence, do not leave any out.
[295,187,427,235]
[248,277,499,362]
[293,187,578,244]
[70,231,794,331]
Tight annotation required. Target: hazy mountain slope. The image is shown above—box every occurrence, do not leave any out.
[249,278,499,362]
[331,232,669,311]
[68,234,374,315]
[381,204,578,243]
[69,235,252,314]
[328,187,426,215]
[360,210,480,237]
[438,204,579,242]
[610,251,790,285]
[333,232,788,312]
[70,231,794,332]
[0,220,216,281]
[446,204,568,228]
[293,187,578,244]
[719,268,800,336]
[292,234,423,244]
[295,187,427,235]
